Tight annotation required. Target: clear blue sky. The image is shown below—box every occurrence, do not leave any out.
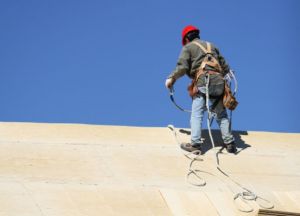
[0,0,299,133]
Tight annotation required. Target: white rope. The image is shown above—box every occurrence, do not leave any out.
[224,69,238,95]
[204,73,274,212]
[168,124,274,212]
[167,72,274,212]
[167,125,206,186]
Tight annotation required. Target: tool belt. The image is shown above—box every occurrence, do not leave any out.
[187,70,220,97]
[188,70,238,110]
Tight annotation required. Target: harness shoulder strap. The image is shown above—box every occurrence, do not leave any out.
[194,41,222,73]
[192,41,209,53]
[206,42,212,53]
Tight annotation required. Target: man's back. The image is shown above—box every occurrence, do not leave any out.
[168,38,230,80]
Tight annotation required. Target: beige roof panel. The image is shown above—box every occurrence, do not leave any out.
[0,122,299,215]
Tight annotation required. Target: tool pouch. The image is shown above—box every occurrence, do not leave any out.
[223,83,238,110]
[187,79,199,97]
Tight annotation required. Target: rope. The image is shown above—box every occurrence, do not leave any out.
[167,71,274,212]
[169,70,237,114]
[204,73,274,212]
[167,125,274,212]
[167,125,206,186]
[225,70,236,131]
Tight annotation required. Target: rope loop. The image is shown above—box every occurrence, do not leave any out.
[186,169,206,186]
[256,195,275,210]
[234,193,255,213]
[167,125,274,213]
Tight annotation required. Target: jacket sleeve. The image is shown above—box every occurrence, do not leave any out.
[214,46,230,75]
[168,46,191,80]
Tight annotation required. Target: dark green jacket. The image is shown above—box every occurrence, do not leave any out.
[168,38,230,80]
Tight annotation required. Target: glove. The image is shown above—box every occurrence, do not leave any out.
[165,78,175,89]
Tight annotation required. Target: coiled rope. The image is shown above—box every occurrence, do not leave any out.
[168,124,274,212]
[168,124,206,186]
[205,73,274,212]
[167,71,273,212]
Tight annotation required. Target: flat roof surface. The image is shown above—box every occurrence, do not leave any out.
[0,122,299,215]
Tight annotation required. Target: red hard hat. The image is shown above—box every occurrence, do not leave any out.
[181,25,199,46]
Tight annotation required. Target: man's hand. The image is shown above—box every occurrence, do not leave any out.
[165,78,175,89]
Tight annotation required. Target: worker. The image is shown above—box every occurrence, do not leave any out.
[165,25,236,154]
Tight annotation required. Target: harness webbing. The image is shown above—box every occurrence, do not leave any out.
[192,41,222,72]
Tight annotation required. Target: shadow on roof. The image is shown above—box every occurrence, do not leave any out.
[178,128,251,154]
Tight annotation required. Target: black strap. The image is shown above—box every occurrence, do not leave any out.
[198,92,224,115]
[169,87,191,113]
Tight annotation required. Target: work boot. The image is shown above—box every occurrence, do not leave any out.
[225,142,237,153]
[180,143,202,154]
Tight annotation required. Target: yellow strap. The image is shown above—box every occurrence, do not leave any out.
[193,41,222,72]
[206,42,211,53]
[192,41,208,53]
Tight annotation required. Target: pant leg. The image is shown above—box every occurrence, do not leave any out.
[190,95,206,145]
[215,109,235,144]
